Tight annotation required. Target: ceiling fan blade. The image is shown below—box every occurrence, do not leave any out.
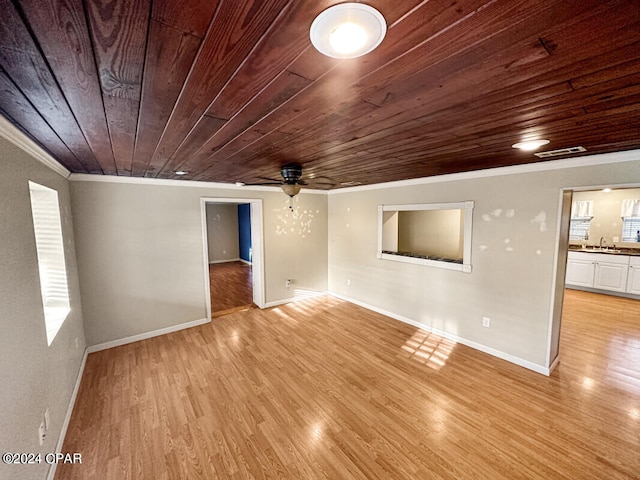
[243,182,283,186]
[306,176,337,188]
[258,176,283,182]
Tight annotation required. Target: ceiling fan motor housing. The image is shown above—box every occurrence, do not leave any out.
[281,164,303,184]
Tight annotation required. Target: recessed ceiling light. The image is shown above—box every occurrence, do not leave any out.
[173,170,189,175]
[512,139,550,151]
[310,3,387,59]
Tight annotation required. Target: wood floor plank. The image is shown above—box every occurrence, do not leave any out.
[56,290,640,479]
[209,261,253,315]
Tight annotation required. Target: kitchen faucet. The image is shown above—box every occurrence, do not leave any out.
[599,236,607,248]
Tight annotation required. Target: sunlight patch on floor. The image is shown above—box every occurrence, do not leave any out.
[400,329,456,370]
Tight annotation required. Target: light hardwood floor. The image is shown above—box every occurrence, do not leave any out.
[55,290,640,479]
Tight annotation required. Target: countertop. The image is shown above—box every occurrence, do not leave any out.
[568,245,640,256]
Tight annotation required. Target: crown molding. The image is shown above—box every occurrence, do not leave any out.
[68,173,327,194]
[0,114,70,178]
[329,149,640,195]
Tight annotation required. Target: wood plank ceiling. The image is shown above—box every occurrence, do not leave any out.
[1,0,639,189]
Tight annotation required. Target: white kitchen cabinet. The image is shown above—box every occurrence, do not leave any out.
[628,257,640,295]
[566,251,634,294]
[593,261,629,292]
[566,252,595,287]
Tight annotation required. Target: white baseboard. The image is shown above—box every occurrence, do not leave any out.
[87,317,210,353]
[548,354,560,374]
[238,258,252,265]
[209,258,241,264]
[264,290,328,308]
[329,292,551,376]
[47,348,88,480]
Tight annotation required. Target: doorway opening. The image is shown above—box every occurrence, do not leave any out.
[201,198,265,319]
[548,184,640,372]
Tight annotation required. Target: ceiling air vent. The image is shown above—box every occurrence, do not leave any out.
[534,146,586,158]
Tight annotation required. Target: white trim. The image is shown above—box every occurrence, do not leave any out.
[330,149,640,195]
[377,201,474,273]
[47,349,87,480]
[548,355,560,375]
[86,317,210,353]
[380,201,474,211]
[69,173,326,194]
[264,290,328,308]
[238,258,252,266]
[209,258,241,264]
[546,189,568,367]
[249,201,266,308]
[201,200,213,320]
[0,114,70,179]
[329,292,551,376]
[200,197,266,311]
[379,252,469,272]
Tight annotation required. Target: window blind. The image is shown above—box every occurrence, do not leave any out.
[29,181,70,346]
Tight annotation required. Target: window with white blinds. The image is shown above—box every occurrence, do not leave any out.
[622,217,640,242]
[28,181,70,346]
[569,217,592,241]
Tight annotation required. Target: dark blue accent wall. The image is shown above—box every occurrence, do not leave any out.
[238,204,252,262]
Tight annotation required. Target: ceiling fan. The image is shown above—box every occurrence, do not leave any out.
[240,163,334,198]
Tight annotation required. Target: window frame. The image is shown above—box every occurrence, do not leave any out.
[28,181,71,346]
[568,216,593,241]
[621,216,640,242]
[376,201,474,273]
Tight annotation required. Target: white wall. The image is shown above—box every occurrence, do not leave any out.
[0,135,86,480]
[206,203,239,262]
[328,153,640,371]
[398,209,463,258]
[70,179,328,346]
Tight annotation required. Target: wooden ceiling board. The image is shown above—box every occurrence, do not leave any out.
[241,4,640,180]
[132,19,203,176]
[0,0,102,173]
[258,1,625,157]
[191,0,578,174]
[0,0,638,188]
[147,0,291,174]
[17,0,118,174]
[86,0,151,176]
[0,70,86,172]
[163,1,336,177]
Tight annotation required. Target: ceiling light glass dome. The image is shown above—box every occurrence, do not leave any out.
[310,3,387,59]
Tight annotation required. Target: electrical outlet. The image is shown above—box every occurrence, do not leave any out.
[44,408,50,431]
[613,236,619,243]
[482,317,491,328]
[75,336,79,350]
[38,421,46,446]
[346,279,351,286]
[286,279,291,289]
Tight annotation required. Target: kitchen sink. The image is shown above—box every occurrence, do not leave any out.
[579,248,622,254]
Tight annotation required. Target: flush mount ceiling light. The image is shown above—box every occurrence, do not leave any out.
[511,139,550,151]
[310,3,387,59]
[173,170,189,175]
